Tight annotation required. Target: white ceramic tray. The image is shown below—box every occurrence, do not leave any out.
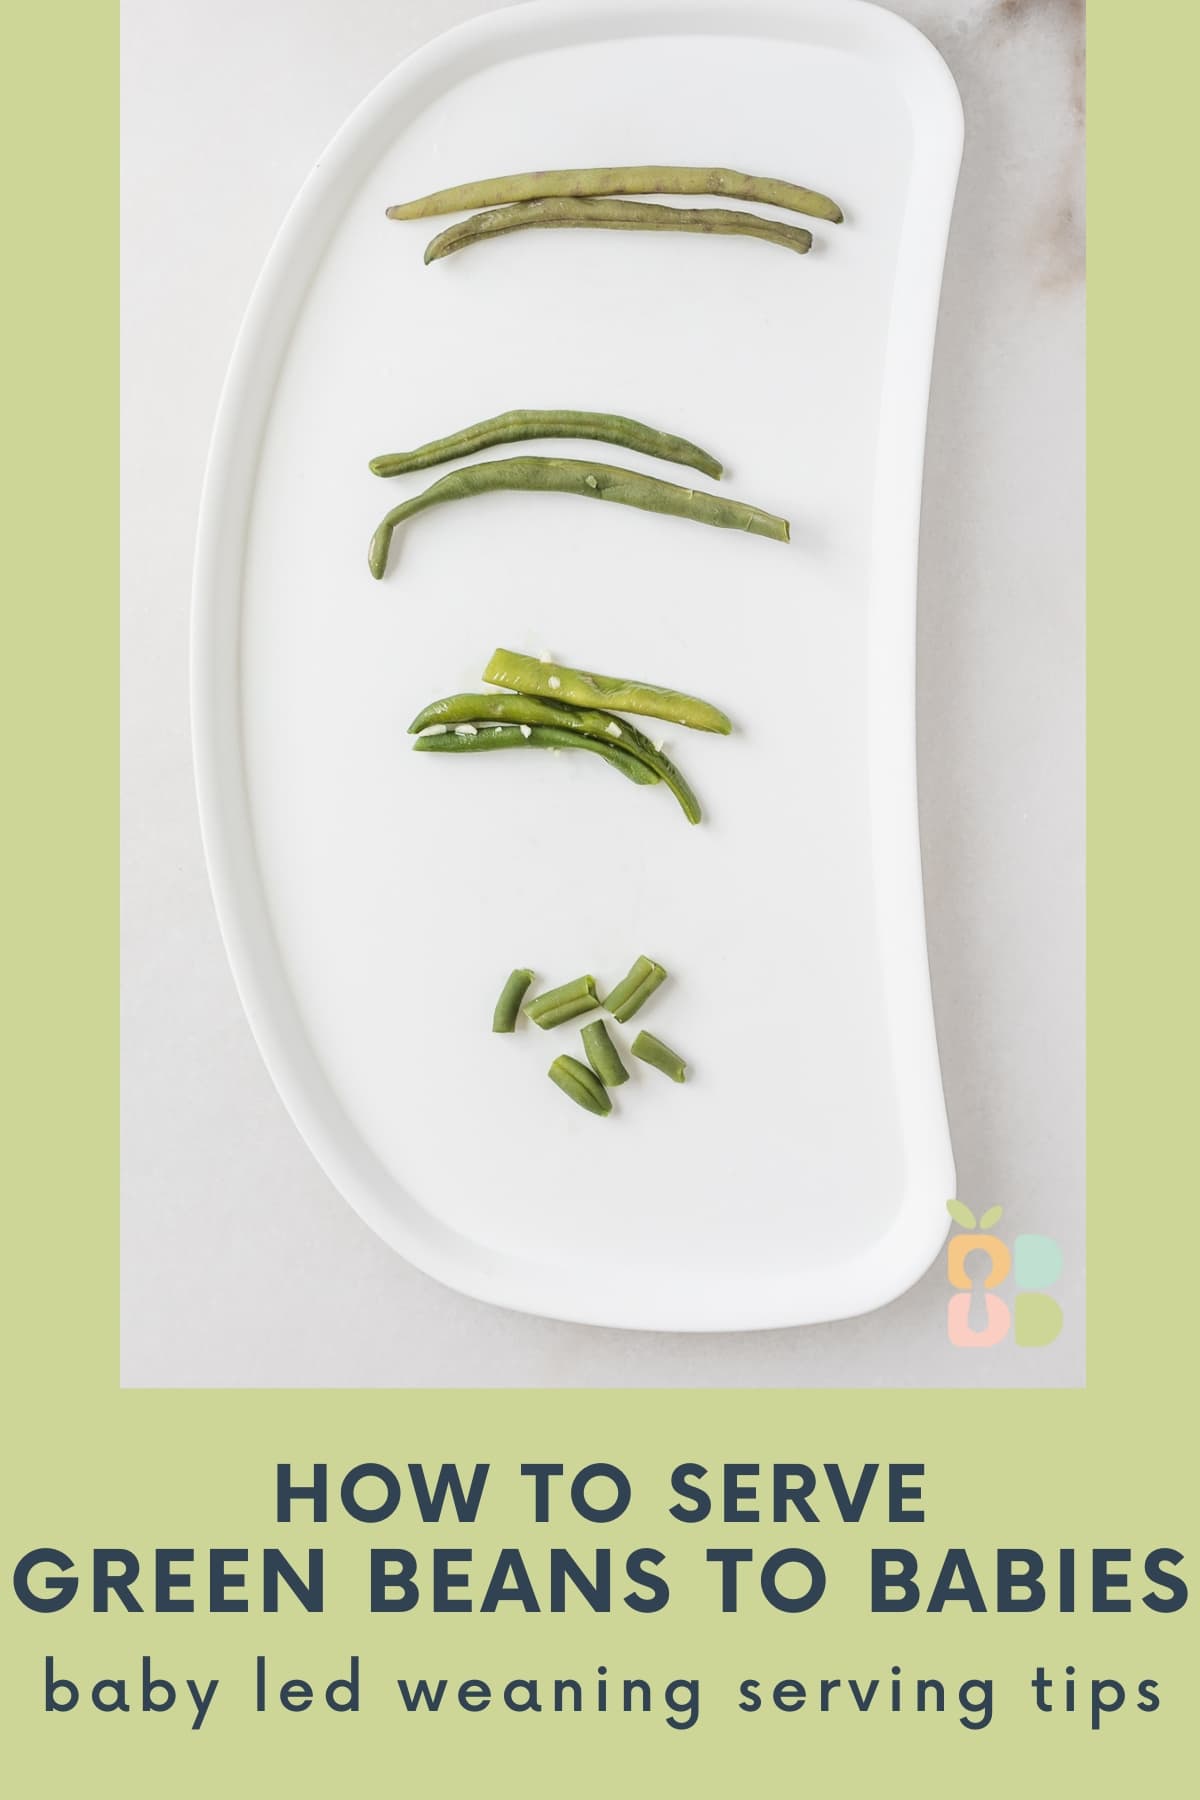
[192,0,962,1331]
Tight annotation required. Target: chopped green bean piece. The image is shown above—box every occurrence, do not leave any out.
[492,968,533,1033]
[580,1019,629,1088]
[482,649,731,735]
[526,975,598,1030]
[548,1054,613,1117]
[631,1031,687,1083]
[371,409,722,481]
[603,955,668,1023]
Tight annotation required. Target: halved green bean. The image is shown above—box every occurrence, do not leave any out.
[368,456,788,578]
[386,165,843,224]
[483,649,732,735]
[548,1054,612,1117]
[492,967,533,1034]
[410,691,660,755]
[581,1019,629,1088]
[409,693,702,824]
[424,198,813,264]
[371,410,722,481]
[603,955,668,1023]
[527,975,598,1032]
[412,723,658,786]
[631,1030,688,1083]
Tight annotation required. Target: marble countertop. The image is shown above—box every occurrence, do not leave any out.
[121,0,1084,1386]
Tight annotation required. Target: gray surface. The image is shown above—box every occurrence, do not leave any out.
[121,0,1085,1387]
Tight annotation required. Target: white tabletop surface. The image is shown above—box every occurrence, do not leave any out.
[121,0,1084,1387]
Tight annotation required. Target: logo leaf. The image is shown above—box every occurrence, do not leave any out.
[946,1199,977,1229]
[980,1205,1003,1230]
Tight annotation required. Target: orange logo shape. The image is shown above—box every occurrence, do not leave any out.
[946,1232,1012,1291]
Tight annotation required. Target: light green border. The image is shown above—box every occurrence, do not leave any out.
[4,2,1197,1790]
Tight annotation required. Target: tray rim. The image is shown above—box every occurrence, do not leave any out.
[190,0,963,1332]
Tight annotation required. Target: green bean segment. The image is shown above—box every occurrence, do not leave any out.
[386,164,843,224]
[412,723,657,786]
[369,456,788,577]
[604,956,668,1023]
[409,693,701,824]
[409,691,658,756]
[548,1054,612,1117]
[492,967,533,1033]
[483,649,732,735]
[580,1019,629,1088]
[424,198,813,264]
[371,409,722,481]
[526,976,598,1031]
[530,997,599,1030]
[631,1030,688,1083]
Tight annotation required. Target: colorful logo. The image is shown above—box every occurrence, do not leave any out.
[945,1202,1063,1348]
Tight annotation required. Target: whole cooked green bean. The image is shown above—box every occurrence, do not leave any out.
[412,723,658,786]
[526,975,598,1031]
[423,198,813,264]
[631,1030,688,1083]
[603,955,668,1023]
[580,1019,629,1088]
[409,693,702,824]
[386,164,843,224]
[483,648,732,735]
[548,1054,612,1117]
[371,409,722,481]
[368,456,788,577]
[492,967,533,1033]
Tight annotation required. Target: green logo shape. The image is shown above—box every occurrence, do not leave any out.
[1014,1292,1063,1347]
[1014,1233,1063,1289]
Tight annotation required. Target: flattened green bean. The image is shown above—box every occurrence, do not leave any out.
[412,723,658,786]
[368,456,788,577]
[386,164,843,224]
[409,693,702,824]
[492,967,533,1033]
[631,1030,688,1083]
[580,1019,629,1088]
[423,198,813,264]
[527,975,598,1031]
[371,409,722,481]
[603,955,668,1023]
[548,1054,612,1117]
[483,648,731,736]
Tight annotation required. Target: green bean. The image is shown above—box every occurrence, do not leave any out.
[548,1054,612,1117]
[482,648,731,735]
[371,409,722,481]
[603,955,667,1023]
[412,723,658,786]
[410,691,659,755]
[580,1019,629,1088]
[526,975,598,1031]
[631,1030,688,1083]
[386,165,843,224]
[492,967,533,1033]
[409,693,702,824]
[423,198,813,264]
[368,456,788,577]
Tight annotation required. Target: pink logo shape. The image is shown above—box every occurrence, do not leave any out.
[947,1292,1011,1347]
